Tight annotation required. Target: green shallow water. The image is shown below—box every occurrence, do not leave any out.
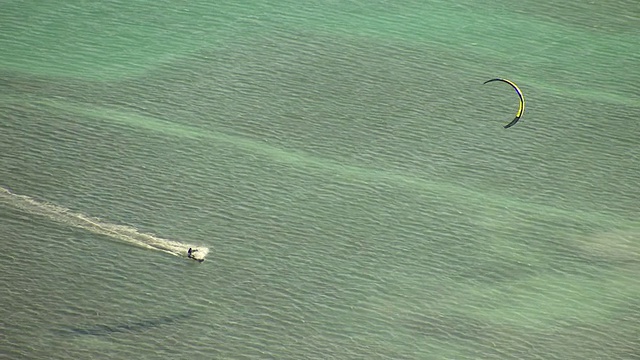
[1,1,639,359]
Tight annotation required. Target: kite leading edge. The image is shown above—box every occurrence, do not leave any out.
[483,78,525,129]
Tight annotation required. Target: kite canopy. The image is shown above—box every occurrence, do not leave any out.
[483,78,525,128]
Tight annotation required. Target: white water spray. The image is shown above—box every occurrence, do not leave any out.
[0,186,208,261]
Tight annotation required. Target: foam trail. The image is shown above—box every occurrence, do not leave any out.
[0,186,208,261]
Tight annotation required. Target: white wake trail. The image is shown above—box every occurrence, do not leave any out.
[0,186,208,261]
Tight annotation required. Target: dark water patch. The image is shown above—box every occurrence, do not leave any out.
[54,311,193,337]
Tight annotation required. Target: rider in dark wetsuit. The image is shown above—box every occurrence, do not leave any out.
[188,248,199,259]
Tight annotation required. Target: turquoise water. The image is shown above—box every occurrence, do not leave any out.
[1,1,639,358]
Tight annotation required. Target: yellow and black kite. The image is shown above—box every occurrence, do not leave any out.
[483,78,525,129]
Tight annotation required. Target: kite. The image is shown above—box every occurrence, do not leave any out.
[483,78,525,129]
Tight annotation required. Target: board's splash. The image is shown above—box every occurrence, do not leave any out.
[0,186,208,261]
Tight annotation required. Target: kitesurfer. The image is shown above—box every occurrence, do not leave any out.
[188,247,201,260]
